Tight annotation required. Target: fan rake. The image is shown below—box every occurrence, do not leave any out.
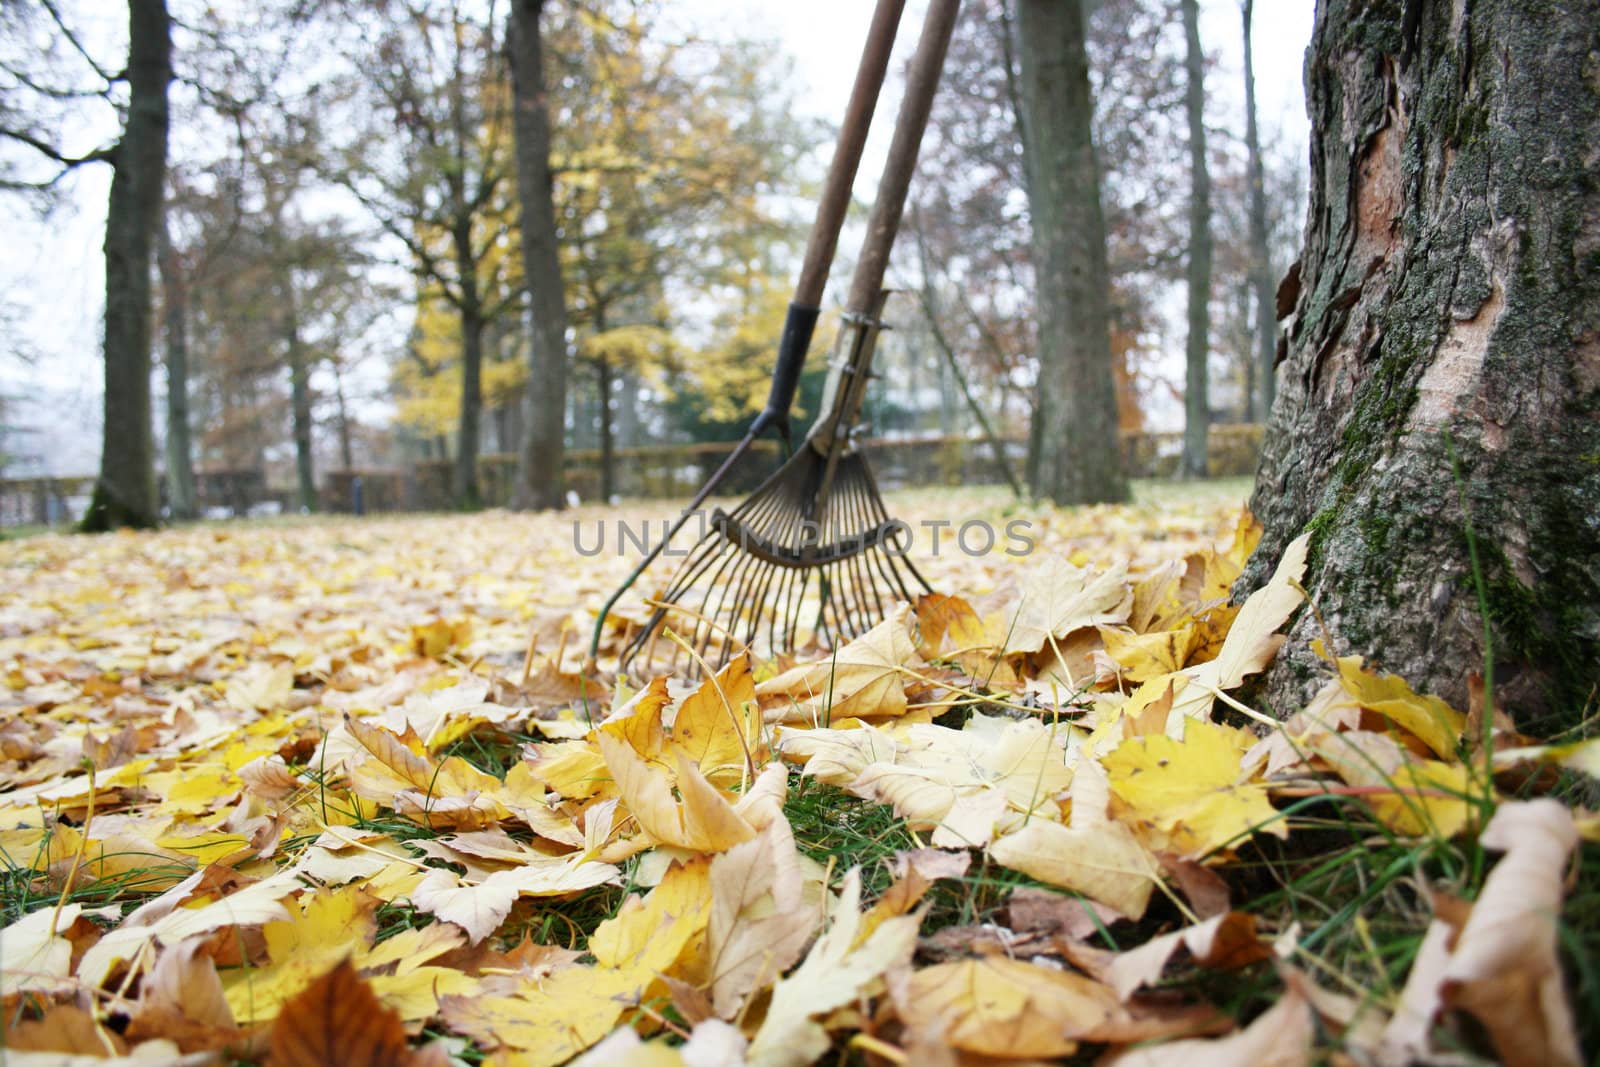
[593,0,959,677]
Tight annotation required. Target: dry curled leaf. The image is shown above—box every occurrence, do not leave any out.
[268,958,446,1067]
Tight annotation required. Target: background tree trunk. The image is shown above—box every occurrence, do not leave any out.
[156,208,196,521]
[332,360,355,471]
[1241,0,1275,424]
[1239,0,1600,731]
[1179,0,1212,478]
[509,0,571,511]
[83,0,170,531]
[284,283,316,513]
[596,353,614,501]
[455,304,485,509]
[1015,0,1127,506]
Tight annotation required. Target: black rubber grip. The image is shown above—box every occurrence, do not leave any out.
[762,302,821,423]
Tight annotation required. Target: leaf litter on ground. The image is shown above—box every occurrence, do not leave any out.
[0,487,1592,1065]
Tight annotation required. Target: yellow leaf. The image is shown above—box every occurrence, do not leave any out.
[1165,533,1308,727]
[598,676,671,767]
[223,885,378,1022]
[596,732,756,852]
[1099,625,1202,682]
[1104,719,1284,857]
[755,607,916,723]
[441,966,641,1067]
[895,956,1121,1057]
[590,854,712,974]
[670,654,761,784]
[989,756,1157,917]
[1323,643,1465,758]
[523,739,615,801]
[1003,560,1131,655]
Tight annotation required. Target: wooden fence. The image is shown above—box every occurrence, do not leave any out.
[2,425,1264,527]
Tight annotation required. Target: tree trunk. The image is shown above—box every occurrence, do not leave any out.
[156,208,195,521]
[1236,276,1255,422]
[82,0,170,532]
[332,359,355,470]
[615,369,639,449]
[1179,0,1212,478]
[455,302,485,509]
[1014,0,1127,506]
[508,0,571,511]
[284,284,317,514]
[596,353,615,502]
[1240,0,1600,732]
[1241,0,1275,423]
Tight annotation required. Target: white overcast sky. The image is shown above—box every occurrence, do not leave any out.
[2,0,1316,475]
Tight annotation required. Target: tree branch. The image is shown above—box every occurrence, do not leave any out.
[39,0,116,85]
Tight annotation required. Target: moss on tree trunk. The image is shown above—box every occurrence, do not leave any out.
[1240,0,1600,733]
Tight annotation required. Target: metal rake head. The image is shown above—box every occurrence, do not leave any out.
[619,446,929,678]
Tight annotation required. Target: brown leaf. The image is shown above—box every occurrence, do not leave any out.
[1006,886,1127,943]
[267,959,420,1067]
[3,1003,127,1055]
[1105,978,1313,1067]
[1440,800,1580,1067]
[1107,912,1273,1001]
[1161,855,1232,919]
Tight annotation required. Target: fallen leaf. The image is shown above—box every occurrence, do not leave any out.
[746,868,920,1067]
[1003,560,1131,656]
[989,757,1158,917]
[1105,976,1313,1066]
[894,955,1122,1057]
[705,816,819,1017]
[1438,801,1580,1067]
[267,959,429,1066]
[1105,718,1284,857]
[1106,912,1273,1000]
[755,606,917,722]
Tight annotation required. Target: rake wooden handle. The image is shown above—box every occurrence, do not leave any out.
[757,0,908,438]
[795,0,907,310]
[810,0,960,461]
[844,0,960,318]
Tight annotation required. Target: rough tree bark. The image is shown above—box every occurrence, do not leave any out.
[156,208,196,521]
[508,0,571,511]
[1015,0,1127,506]
[1179,0,1212,478]
[82,0,170,532]
[1239,0,1600,731]
[1241,0,1276,422]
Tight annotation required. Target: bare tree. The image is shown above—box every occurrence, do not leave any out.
[1177,0,1211,478]
[1241,0,1274,423]
[157,206,197,519]
[1015,0,1127,505]
[507,0,570,511]
[327,2,516,510]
